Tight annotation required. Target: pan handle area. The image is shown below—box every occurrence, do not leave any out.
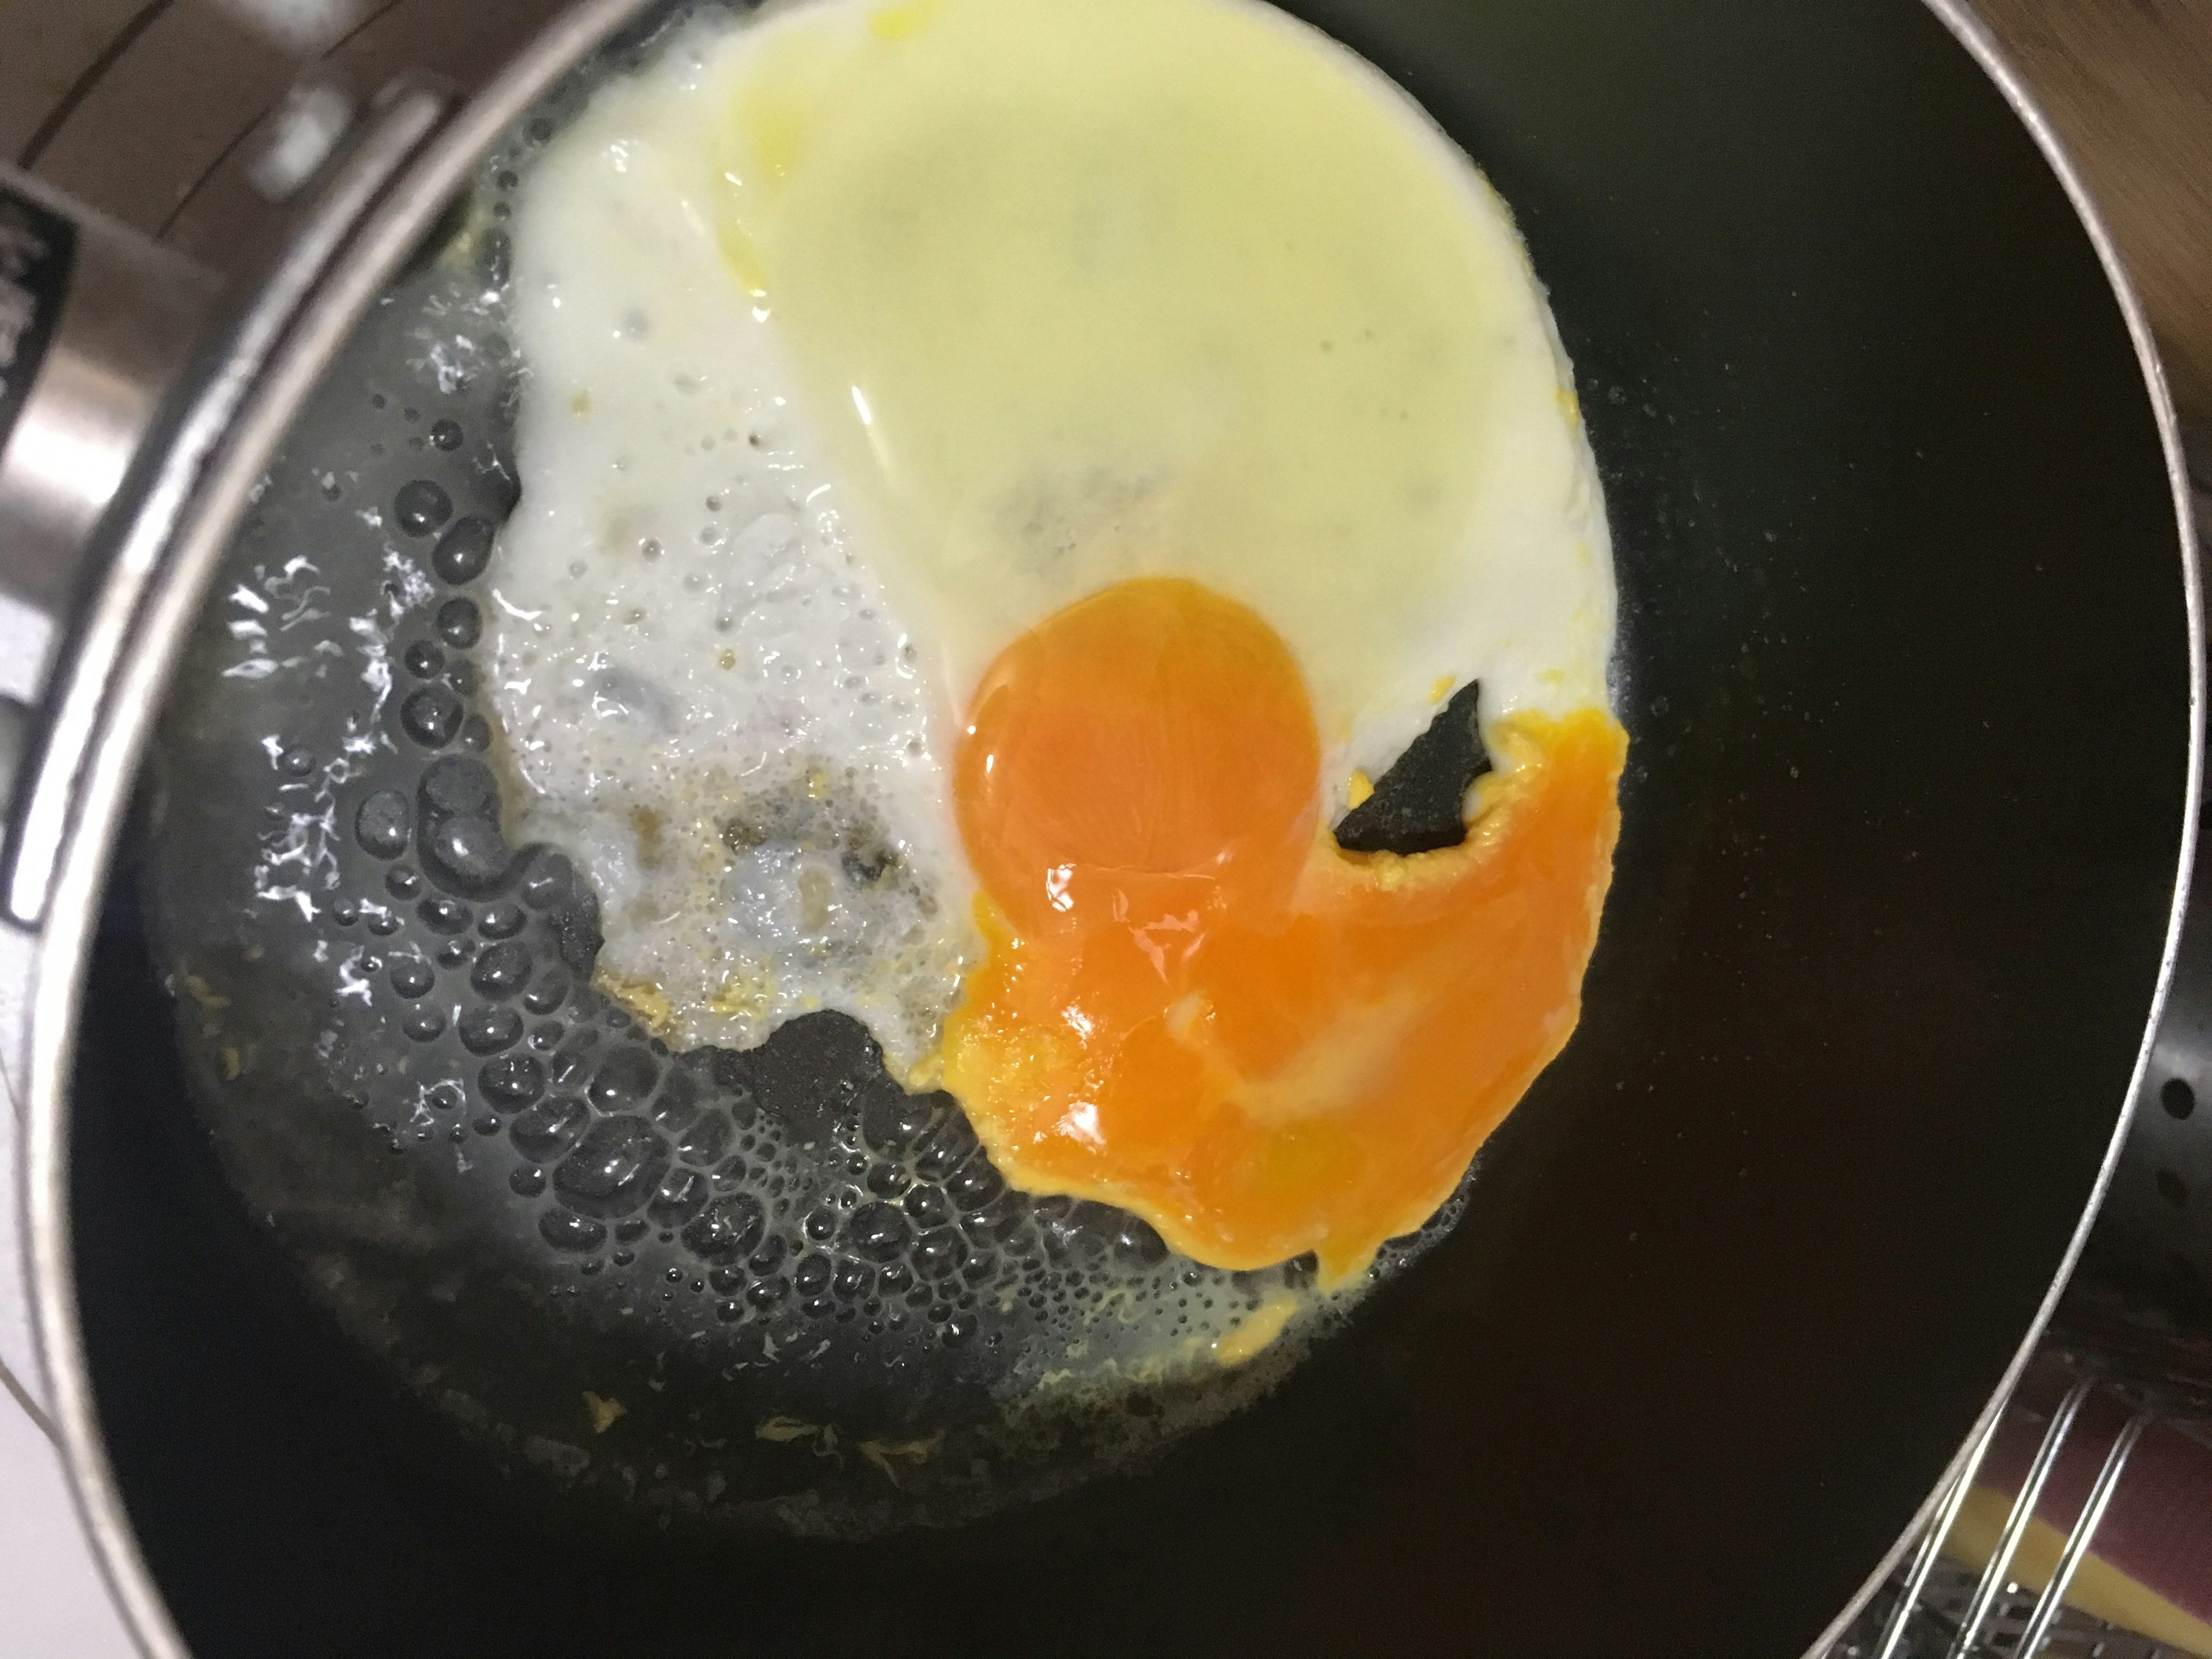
[0,168,217,854]
[0,77,456,930]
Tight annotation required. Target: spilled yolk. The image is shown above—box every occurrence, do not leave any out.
[944,578,1626,1288]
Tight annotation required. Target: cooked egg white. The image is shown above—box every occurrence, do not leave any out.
[487,40,978,1075]
[491,0,1622,1291]
[707,0,1615,796]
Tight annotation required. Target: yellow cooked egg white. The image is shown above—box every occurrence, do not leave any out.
[709,0,1615,785]
[490,0,1620,1319]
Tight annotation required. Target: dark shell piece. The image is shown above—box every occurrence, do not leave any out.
[1332,678,1492,856]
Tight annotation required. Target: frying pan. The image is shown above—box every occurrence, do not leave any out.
[1,0,2197,1654]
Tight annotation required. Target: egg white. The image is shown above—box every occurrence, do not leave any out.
[488,0,1616,1073]
[486,34,976,1075]
[698,0,1618,805]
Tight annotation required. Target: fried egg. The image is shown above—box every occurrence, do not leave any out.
[492,0,1622,1294]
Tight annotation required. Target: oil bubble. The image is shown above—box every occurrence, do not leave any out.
[436,597,482,647]
[539,1209,606,1253]
[389,958,435,999]
[402,685,464,748]
[471,941,533,999]
[554,1116,671,1217]
[354,791,412,859]
[510,1096,589,1163]
[681,1193,765,1262]
[460,1006,525,1054]
[433,516,497,584]
[395,479,453,536]
[478,1053,546,1106]
[588,1046,659,1111]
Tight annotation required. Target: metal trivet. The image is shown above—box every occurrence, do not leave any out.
[1827,1240,2212,1657]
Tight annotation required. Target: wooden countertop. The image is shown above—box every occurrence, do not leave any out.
[1973,0,2212,424]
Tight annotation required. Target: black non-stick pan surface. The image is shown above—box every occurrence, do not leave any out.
[66,0,2191,1653]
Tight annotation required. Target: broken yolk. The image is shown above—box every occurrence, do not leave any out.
[943,578,1626,1289]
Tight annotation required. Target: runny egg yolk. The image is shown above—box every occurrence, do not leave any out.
[943,578,1627,1289]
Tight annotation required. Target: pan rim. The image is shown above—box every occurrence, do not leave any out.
[16,5,680,1656]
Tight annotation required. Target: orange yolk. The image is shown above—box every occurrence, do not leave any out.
[943,577,1626,1288]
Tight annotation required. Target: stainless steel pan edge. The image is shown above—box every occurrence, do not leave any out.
[1800,4,2203,1653]
[9,3,2198,1657]
[21,82,467,1659]
[18,6,657,1654]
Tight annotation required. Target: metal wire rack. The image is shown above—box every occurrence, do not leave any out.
[1839,1556,2181,1659]
[1827,1286,2212,1659]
